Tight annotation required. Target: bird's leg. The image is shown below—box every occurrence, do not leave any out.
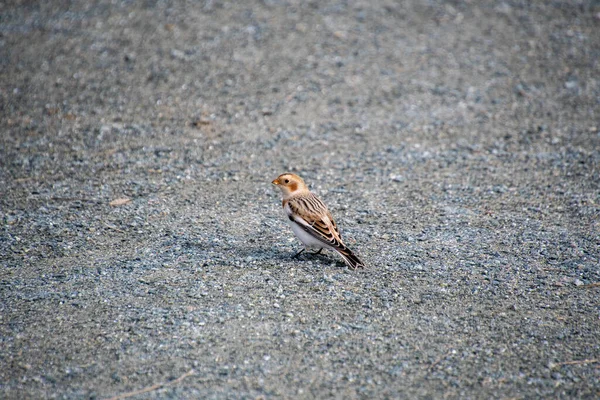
[292,248,306,259]
[310,248,323,255]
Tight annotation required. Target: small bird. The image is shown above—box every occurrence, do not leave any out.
[271,173,365,269]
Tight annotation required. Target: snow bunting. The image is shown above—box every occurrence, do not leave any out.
[271,173,365,269]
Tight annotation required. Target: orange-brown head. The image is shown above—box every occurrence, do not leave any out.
[271,173,308,199]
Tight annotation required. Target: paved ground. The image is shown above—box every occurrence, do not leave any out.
[1,1,599,398]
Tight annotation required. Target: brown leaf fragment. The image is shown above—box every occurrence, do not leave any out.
[191,119,211,127]
[109,198,131,207]
[581,282,600,289]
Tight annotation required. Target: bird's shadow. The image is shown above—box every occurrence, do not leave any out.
[291,249,348,269]
[238,246,347,269]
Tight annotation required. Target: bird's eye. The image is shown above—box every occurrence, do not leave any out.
[284,179,289,184]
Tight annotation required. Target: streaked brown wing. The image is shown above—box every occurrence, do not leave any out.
[287,194,345,249]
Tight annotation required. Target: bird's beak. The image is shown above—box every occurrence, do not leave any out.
[271,179,279,185]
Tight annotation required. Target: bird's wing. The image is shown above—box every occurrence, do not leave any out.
[287,193,346,250]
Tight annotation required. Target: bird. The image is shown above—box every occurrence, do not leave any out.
[271,173,365,269]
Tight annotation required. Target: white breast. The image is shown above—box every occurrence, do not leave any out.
[289,219,324,250]
[284,202,325,250]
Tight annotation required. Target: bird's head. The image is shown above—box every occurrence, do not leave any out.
[272,173,307,197]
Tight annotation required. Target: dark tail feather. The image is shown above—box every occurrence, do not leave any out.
[336,247,365,269]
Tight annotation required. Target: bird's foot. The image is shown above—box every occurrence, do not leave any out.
[292,248,306,259]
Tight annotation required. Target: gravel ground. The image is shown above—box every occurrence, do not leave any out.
[1,1,599,399]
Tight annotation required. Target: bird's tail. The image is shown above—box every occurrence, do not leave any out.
[336,247,365,269]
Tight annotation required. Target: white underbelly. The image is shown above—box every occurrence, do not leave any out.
[289,220,324,250]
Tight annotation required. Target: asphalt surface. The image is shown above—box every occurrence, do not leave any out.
[1,1,599,399]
